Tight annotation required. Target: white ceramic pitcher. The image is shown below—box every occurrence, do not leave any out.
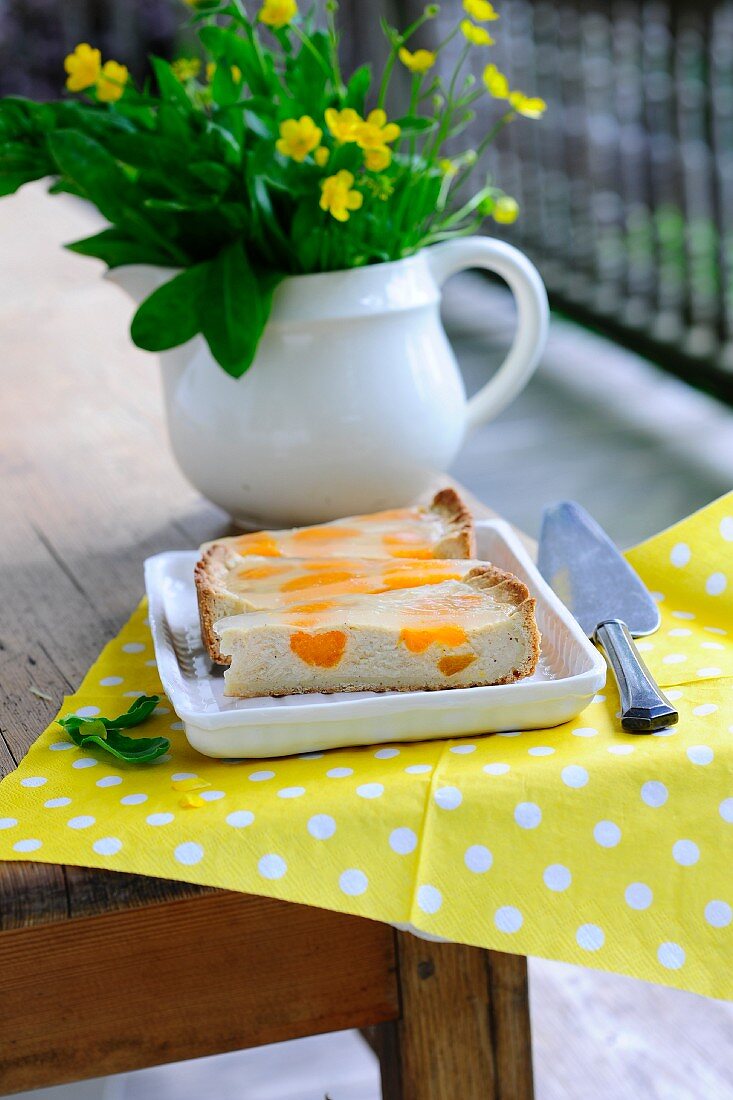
[107,237,548,527]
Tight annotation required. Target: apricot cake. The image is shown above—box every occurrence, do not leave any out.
[215,566,540,698]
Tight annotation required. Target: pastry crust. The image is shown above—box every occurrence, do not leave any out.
[429,487,477,559]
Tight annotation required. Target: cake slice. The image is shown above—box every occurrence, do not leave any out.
[216,566,540,698]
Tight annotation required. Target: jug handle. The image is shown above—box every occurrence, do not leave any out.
[426,237,549,431]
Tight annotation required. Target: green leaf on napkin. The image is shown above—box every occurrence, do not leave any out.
[58,695,170,764]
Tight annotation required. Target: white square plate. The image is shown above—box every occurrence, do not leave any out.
[144,520,606,759]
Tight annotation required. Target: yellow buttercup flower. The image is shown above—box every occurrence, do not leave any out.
[172,57,201,82]
[460,19,494,45]
[364,146,392,172]
[357,109,401,150]
[398,47,437,74]
[96,60,128,103]
[325,107,363,143]
[509,91,547,118]
[64,43,101,92]
[439,158,458,176]
[259,0,298,28]
[319,170,363,222]
[314,146,330,167]
[463,0,499,20]
[276,116,323,162]
[492,196,519,223]
[482,62,509,99]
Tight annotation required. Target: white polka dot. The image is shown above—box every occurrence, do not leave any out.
[249,770,275,782]
[225,810,254,828]
[687,745,714,765]
[594,820,621,848]
[96,775,122,787]
[175,841,204,866]
[651,591,665,603]
[374,747,400,759]
[67,815,95,829]
[498,730,522,738]
[483,763,510,775]
[154,707,170,716]
[706,572,727,596]
[653,726,677,738]
[572,727,598,738]
[465,845,493,873]
[356,782,384,799]
[258,853,287,879]
[701,641,725,652]
[495,906,523,933]
[44,797,71,808]
[122,642,145,653]
[171,772,198,782]
[170,722,184,731]
[625,882,653,910]
[308,814,336,840]
[528,746,555,756]
[147,813,175,826]
[636,641,654,652]
[514,802,541,829]
[417,885,442,914]
[389,827,417,855]
[100,676,123,687]
[123,691,145,698]
[704,626,727,635]
[608,744,635,755]
[0,818,18,830]
[670,542,691,567]
[72,757,98,769]
[434,786,462,810]
[641,781,668,808]
[577,924,604,951]
[450,743,477,755]
[145,659,158,667]
[720,798,733,823]
[663,653,687,665]
[693,703,718,716]
[120,793,147,806]
[672,610,695,620]
[673,839,699,865]
[666,689,684,701]
[405,764,432,775]
[339,868,368,896]
[199,790,226,802]
[13,838,41,852]
[93,837,122,856]
[49,741,74,751]
[658,942,685,969]
[705,900,732,928]
[697,667,722,677]
[543,864,571,891]
[278,786,305,799]
[562,765,589,788]
[327,767,353,778]
[74,705,100,718]
[669,628,692,637]
[718,515,733,542]
[20,776,47,788]
[593,694,606,704]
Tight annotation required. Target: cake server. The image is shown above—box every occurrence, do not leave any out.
[538,501,678,733]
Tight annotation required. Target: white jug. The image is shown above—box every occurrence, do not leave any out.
[107,237,548,527]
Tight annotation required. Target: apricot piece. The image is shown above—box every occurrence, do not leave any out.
[381,568,461,590]
[438,654,477,676]
[236,564,285,580]
[291,526,362,543]
[280,570,355,592]
[290,630,347,668]
[235,534,282,557]
[399,625,468,653]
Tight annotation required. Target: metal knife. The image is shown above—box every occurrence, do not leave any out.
[538,501,678,733]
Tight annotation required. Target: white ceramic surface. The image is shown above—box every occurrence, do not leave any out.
[108,239,548,527]
[144,520,606,759]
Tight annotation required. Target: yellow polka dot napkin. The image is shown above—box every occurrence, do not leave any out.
[1,494,732,999]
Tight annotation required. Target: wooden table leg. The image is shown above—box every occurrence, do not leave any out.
[375,931,534,1100]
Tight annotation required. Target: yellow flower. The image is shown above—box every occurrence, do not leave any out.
[398,47,437,74]
[357,109,401,150]
[259,0,298,28]
[314,146,330,167]
[492,196,519,224]
[171,57,201,82]
[439,158,458,176]
[325,107,363,143]
[64,43,101,92]
[463,0,499,20]
[460,19,495,45]
[96,60,128,103]
[276,116,323,162]
[319,170,363,222]
[364,146,392,172]
[509,91,547,118]
[482,62,509,99]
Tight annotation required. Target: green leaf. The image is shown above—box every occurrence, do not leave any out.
[344,65,371,112]
[46,129,134,225]
[58,695,169,764]
[199,26,275,98]
[130,263,208,352]
[151,57,194,111]
[201,240,276,377]
[393,116,438,134]
[67,227,173,268]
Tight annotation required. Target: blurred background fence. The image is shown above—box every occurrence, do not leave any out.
[2,0,732,404]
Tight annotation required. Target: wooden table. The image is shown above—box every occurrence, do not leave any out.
[0,186,533,1099]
